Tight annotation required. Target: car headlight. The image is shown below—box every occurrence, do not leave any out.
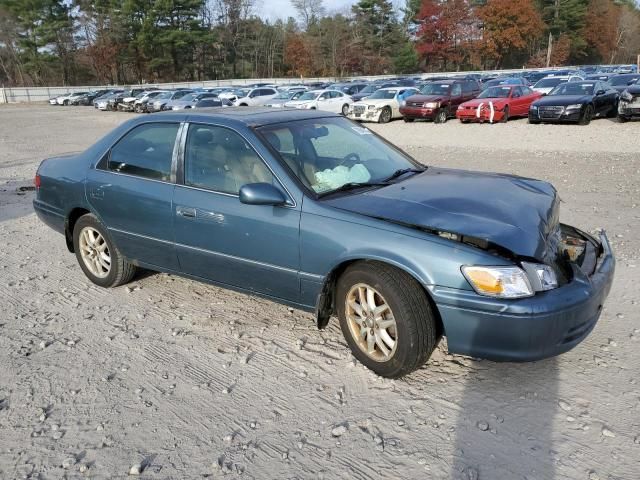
[461,266,533,298]
[565,104,582,110]
[529,105,538,110]
[400,100,406,107]
[424,102,440,108]
[521,262,558,292]
[368,105,376,110]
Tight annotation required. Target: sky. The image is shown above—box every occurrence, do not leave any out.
[256,0,359,21]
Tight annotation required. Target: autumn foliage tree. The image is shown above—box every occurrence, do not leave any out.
[415,0,476,71]
[477,0,544,69]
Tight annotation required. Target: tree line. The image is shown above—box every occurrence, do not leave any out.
[0,0,639,87]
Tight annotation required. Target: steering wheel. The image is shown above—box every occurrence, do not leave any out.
[339,152,361,167]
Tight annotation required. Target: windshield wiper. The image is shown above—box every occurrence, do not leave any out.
[317,181,389,198]
[382,167,426,182]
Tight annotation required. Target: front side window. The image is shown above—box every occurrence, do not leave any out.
[108,123,179,181]
[259,117,419,195]
[184,125,274,194]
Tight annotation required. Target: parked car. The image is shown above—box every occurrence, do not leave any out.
[118,90,158,112]
[134,90,168,113]
[284,89,353,115]
[108,88,148,110]
[456,85,543,123]
[586,74,612,82]
[328,83,370,96]
[399,79,481,123]
[350,84,379,102]
[33,108,615,378]
[149,90,194,112]
[70,90,111,106]
[617,82,640,122]
[264,90,306,108]
[233,87,278,106]
[94,91,124,111]
[532,75,584,95]
[55,91,90,106]
[168,92,219,110]
[524,71,550,85]
[347,87,419,123]
[218,88,251,103]
[481,77,530,91]
[608,73,640,93]
[529,80,619,125]
[193,98,230,108]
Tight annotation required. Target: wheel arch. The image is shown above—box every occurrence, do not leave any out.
[315,257,445,340]
[64,207,92,252]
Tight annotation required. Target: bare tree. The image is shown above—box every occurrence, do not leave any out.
[291,0,325,30]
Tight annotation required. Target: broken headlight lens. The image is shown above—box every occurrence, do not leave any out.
[521,262,559,292]
[461,266,534,298]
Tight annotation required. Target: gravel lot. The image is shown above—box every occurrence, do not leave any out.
[1,105,638,479]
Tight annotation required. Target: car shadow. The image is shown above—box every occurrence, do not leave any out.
[0,181,36,223]
[450,333,559,479]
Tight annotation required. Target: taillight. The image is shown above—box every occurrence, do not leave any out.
[34,174,41,189]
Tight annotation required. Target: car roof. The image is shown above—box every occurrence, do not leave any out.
[155,107,339,128]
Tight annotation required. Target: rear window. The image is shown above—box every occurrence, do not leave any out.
[107,123,179,181]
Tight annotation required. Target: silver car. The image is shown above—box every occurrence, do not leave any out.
[264,90,306,107]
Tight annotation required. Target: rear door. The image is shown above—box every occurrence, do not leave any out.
[86,121,181,270]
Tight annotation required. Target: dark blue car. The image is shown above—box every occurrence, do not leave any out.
[33,108,614,377]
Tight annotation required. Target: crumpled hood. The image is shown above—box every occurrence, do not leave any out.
[324,167,560,262]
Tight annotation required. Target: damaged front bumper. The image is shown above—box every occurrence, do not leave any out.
[430,227,615,362]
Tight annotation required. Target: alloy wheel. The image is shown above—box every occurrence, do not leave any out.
[79,227,111,278]
[345,283,397,362]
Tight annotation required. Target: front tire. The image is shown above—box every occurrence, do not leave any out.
[500,106,509,123]
[579,105,593,125]
[341,104,350,116]
[434,108,448,124]
[73,214,136,288]
[403,117,414,123]
[378,107,392,123]
[336,261,438,378]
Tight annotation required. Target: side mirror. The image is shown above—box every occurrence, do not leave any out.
[239,183,287,206]
[541,92,547,96]
[596,89,605,96]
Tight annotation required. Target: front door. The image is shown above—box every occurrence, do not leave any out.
[86,121,180,270]
[173,123,301,302]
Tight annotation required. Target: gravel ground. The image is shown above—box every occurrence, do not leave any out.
[0,105,639,480]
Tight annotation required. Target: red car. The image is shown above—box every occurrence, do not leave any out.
[456,85,542,123]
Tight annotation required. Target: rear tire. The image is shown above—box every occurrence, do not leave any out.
[617,115,628,123]
[403,117,414,123]
[579,104,593,125]
[341,104,350,116]
[72,214,136,288]
[336,261,438,378]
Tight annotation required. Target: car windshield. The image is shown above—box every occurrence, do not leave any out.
[258,117,419,195]
[180,93,198,102]
[535,78,565,88]
[550,82,595,95]
[172,91,192,99]
[367,89,397,100]
[420,83,451,95]
[478,86,512,98]
[298,91,320,101]
[609,75,639,86]
[155,92,172,99]
[359,85,377,94]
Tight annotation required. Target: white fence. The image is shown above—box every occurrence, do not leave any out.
[0,67,585,104]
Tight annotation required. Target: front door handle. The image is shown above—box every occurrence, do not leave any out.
[176,206,196,218]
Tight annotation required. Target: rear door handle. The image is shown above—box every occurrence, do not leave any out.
[176,206,196,218]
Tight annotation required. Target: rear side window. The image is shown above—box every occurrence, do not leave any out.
[108,123,179,181]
